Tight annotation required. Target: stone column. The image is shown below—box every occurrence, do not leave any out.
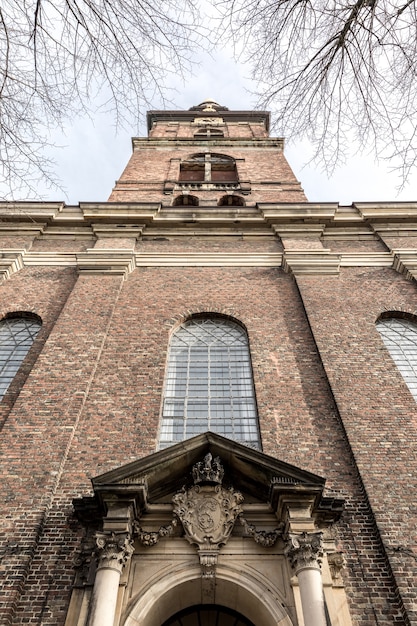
[87,532,134,626]
[285,532,327,626]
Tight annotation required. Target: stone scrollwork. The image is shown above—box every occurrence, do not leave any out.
[95,531,134,574]
[285,532,324,574]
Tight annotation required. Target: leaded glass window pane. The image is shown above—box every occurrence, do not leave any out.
[0,316,41,400]
[159,317,261,449]
[376,317,417,402]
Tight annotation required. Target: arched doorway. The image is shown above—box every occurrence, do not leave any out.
[122,566,295,626]
[162,605,255,626]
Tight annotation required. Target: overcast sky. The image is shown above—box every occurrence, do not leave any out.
[30,50,417,206]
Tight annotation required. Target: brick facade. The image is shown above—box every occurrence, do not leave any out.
[0,100,416,625]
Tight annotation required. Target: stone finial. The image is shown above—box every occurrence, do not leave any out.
[192,452,224,485]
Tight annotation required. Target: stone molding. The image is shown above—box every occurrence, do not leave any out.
[392,250,417,280]
[76,250,136,278]
[285,532,324,574]
[0,250,25,280]
[282,251,341,275]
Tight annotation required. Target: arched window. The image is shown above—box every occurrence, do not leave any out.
[218,194,245,206]
[172,194,199,206]
[179,154,238,183]
[376,314,417,401]
[159,316,261,449]
[0,314,42,400]
[194,127,225,139]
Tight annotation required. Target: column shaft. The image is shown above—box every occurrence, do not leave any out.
[88,566,121,626]
[297,567,327,626]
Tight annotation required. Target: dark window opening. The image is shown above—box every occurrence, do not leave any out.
[218,195,245,206]
[194,127,225,139]
[179,154,238,184]
[173,195,199,206]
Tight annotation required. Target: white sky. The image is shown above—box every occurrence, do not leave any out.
[30,51,417,206]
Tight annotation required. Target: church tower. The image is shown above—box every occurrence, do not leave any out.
[0,101,416,626]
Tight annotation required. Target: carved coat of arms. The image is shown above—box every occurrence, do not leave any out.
[172,453,243,550]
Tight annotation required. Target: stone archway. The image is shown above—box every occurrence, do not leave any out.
[122,565,295,626]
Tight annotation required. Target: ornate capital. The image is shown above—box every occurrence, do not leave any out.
[285,532,323,574]
[95,531,134,574]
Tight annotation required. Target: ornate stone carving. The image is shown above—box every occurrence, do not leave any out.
[239,516,284,547]
[327,551,346,585]
[198,547,219,579]
[285,532,323,574]
[94,531,134,574]
[133,519,177,546]
[192,453,224,485]
[172,454,243,578]
[173,483,243,549]
[73,532,96,586]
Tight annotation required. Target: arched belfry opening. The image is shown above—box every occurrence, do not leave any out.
[71,434,351,626]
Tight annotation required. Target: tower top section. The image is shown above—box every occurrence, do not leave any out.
[109,99,304,203]
[147,100,270,133]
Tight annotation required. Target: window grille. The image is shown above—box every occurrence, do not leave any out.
[159,317,261,449]
[376,316,417,401]
[0,316,41,400]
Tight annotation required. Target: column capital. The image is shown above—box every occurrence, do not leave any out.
[95,531,134,574]
[285,531,323,574]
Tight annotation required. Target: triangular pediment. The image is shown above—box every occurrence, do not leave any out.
[74,433,344,525]
[92,432,324,503]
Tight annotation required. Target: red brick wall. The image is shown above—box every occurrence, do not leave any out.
[108,137,305,204]
[295,266,417,624]
[0,259,407,625]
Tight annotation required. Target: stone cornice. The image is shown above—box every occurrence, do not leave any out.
[135,253,283,267]
[0,201,416,278]
[76,250,136,278]
[0,250,25,280]
[392,249,417,280]
[132,137,283,150]
[354,202,417,219]
[146,109,271,132]
[282,251,341,275]
[260,203,339,220]
[2,250,394,278]
[2,201,417,230]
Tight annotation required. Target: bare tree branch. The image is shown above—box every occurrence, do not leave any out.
[216,0,417,186]
[0,0,204,198]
